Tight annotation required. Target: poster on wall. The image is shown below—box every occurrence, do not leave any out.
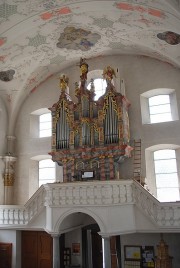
[142,246,155,267]
[124,245,142,260]
[72,243,80,255]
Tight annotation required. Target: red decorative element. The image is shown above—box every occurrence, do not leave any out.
[116,3,164,18]
[148,8,164,18]
[40,12,53,20]
[135,6,146,13]
[0,38,6,46]
[40,7,71,20]
[0,55,7,62]
[138,15,151,26]
[30,74,53,94]
[56,7,71,15]
[116,3,134,10]
[30,87,36,93]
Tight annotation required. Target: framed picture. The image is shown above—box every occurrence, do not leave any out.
[72,243,80,255]
[124,245,142,260]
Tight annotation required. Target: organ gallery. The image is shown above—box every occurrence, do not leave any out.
[49,59,132,182]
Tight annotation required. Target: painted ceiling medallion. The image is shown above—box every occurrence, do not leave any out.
[56,27,101,51]
[0,70,15,82]
[157,31,180,45]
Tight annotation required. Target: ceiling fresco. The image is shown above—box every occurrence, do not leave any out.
[0,0,179,132]
[56,26,101,51]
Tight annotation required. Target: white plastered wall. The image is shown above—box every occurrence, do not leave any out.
[0,230,21,268]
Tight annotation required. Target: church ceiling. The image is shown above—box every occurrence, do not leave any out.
[0,0,179,120]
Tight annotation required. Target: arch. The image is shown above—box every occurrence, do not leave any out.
[146,144,180,151]
[54,207,106,234]
[31,154,52,161]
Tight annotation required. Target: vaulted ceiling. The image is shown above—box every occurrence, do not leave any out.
[0,0,180,133]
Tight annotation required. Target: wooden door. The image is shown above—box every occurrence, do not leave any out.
[0,243,12,268]
[22,231,38,268]
[38,232,53,268]
[22,231,52,268]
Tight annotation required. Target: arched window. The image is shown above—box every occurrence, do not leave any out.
[30,108,52,138]
[39,113,52,137]
[145,145,180,202]
[140,88,178,124]
[87,78,107,100]
[149,95,171,123]
[39,159,55,187]
[154,149,179,202]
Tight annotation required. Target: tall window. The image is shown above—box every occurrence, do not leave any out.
[39,159,55,187]
[39,113,52,137]
[87,78,107,100]
[149,95,172,123]
[154,149,179,202]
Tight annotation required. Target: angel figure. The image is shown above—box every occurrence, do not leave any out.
[103,66,116,82]
[59,74,69,91]
[79,57,89,80]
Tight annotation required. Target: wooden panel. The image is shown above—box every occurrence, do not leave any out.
[0,243,12,268]
[21,231,38,268]
[110,236,118,268]
[21,231,53,268]
[38,232,52,268]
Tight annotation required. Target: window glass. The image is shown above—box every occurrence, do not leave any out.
[87,78,107,100]
[149,95,170,106]
[154,149,179,202]
[154,149,175,159]
[39,159,55,187]
[149,95,172,123]
[39,113,52,137]
[154,159,177,173]
[157,188,179,202]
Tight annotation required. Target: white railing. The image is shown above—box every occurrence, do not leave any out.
[0,205,27,225]
[44,180,134,207]
[0,180,180,229]
[25,185,46,222]
[0,185,45,225]
[133,180,180,228]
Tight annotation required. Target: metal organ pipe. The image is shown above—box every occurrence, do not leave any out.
[104,95,119,144]
[56,103,70,150]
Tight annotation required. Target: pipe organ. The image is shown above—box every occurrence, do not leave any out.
[49,59,132,182]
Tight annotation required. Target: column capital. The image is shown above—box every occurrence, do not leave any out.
[99,233,111,239]
[4,173,14,186]
[50,233,61,238]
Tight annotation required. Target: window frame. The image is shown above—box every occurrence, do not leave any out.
[39,112,52,138]
[145,145,180,202]
[30,108,52,138]
[140,88,178,124]
[153,149,179,202]
[38,158,56,187]
[148,95,172,124]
